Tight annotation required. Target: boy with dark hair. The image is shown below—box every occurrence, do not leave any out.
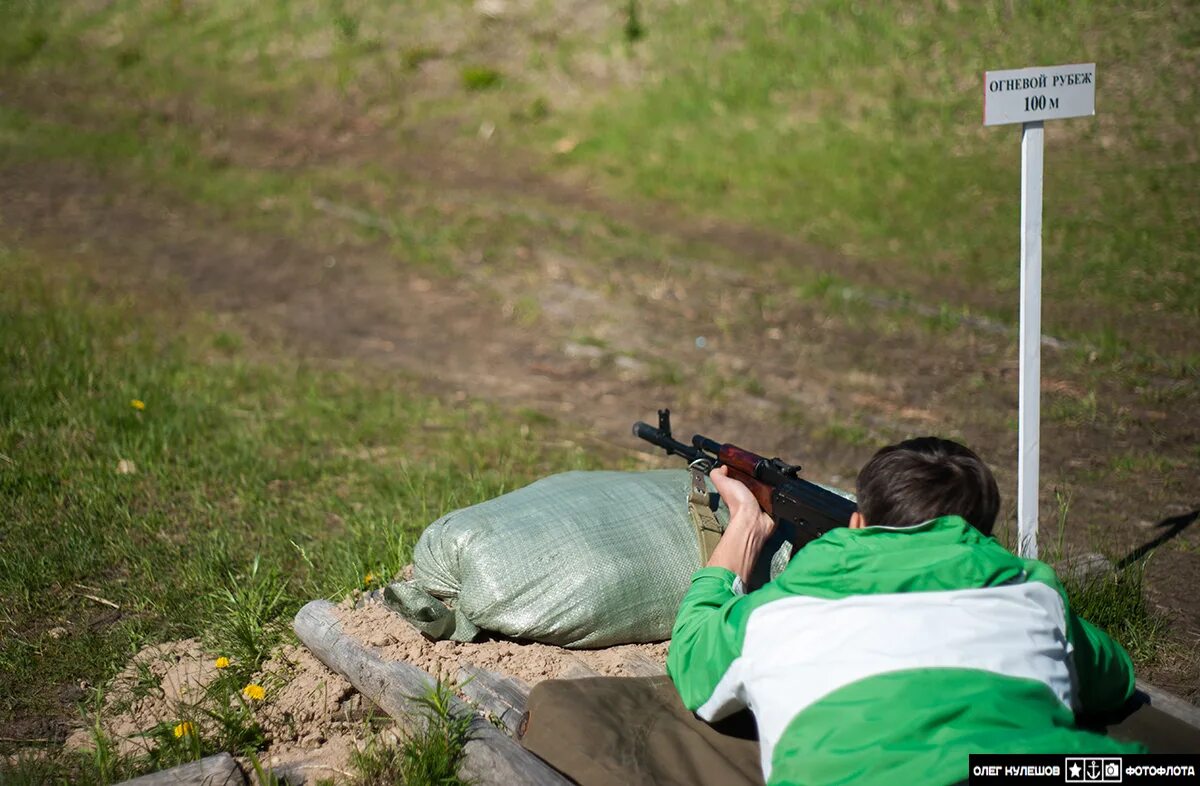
[669,436,1141,786]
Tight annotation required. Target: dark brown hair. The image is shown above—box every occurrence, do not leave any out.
[855,437,1000,534]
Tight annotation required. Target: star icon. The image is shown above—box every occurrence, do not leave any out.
[1069,762,1083,779]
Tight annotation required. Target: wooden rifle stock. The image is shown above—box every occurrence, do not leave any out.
[717,445,777,516]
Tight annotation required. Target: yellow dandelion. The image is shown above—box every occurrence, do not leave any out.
[214,657,230,669]
[131,399,146,411]
[363,572,375,586]
[241,683,265,701]
[173,721,195,738]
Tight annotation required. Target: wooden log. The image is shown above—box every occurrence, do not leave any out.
[293,600,570,786]
[113,753,243,786]
[621,651,667,677]
[457,664,531,736]
[1136,680,1200,730]
[558,655,601,680]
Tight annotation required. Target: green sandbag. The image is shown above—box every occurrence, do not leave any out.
[391,470,851,648]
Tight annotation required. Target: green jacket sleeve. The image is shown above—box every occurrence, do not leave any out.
[667,566,747,717]
[1020,558,1135,714]
[1069,613,1137,714]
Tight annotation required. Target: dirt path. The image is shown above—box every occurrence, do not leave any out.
[2,148,1197,693]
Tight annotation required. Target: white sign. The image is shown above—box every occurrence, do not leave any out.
[983,63,1095,127]
[983,62,1098,557]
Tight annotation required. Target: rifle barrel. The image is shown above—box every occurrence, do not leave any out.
[632,421,712,464]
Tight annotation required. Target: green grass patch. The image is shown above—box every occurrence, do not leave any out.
[351,680,472,786]
[0,245,597,778]
[2,0,1194,365]
[461,65,502,91]
[1063,563,1170,669]
[1040,489,1174,671]
[541,0,1199,338]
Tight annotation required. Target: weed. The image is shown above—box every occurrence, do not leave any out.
[623,0,644,43]
[130,660,163,704]
[212,331,243,354]
[1045,391,1098,426]
[1052,487,1072,561]
[821,420,872,447]
[923,304,958,334]
[1046,487,1171,669]
[0,753,74,786]
[247,751,289,785]
[195,677,267,756]
[509,295,541,326]
[352,680,473,786]
[5,28,47,66]
[1109,452,1174,478]
[86,707,118,782]
[518,407,556,426]
[403,46,440,70]
[204,556,291,677]
[739,376,767,397]
[792,273,839,302]
[334,13,360,43]
[80,688,137,784]
[1063,561,1170,668]
[572,335,610,349]
[514,96,551,123]
[648,358,684,387]
[115,46,143,69]
[461,66,502,91]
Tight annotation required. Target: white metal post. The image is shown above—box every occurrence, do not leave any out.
[1017,121,1044,559]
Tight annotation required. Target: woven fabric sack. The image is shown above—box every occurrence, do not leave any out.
[387,469,851,648]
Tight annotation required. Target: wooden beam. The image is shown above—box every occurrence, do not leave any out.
[112,753,243,786]
[458,664,531,736]
[1136,680,1200,730]
[293,600,570,786]
[621,652,666,677]
[558,655,601,680]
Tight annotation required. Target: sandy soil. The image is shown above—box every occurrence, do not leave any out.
[66,592,668,784]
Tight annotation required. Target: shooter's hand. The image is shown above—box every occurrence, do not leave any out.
[709,465,777,538]
[707,465,777,582]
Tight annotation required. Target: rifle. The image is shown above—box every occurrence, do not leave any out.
[633,409,857,548]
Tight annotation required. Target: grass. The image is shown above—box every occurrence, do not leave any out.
[546,1,1199,335]
[0,245,597,780]
[352,681,473,786]
[1063,563,1171,669]
[461,65,502,92]
[0,238,1185,781]
[0,0,1194,360]
[1042,489,1173,672]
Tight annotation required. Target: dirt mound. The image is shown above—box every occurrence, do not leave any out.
[333,594,669,684]
[253,595,668,782]
[68,592,668,783]
[63,638,220,758]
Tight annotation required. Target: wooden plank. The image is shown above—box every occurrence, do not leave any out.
[621,652,666,677]
[1136,680,1200,730]
[558,655,600,680]
[293,600,570,786]
[113,753,243,786]
[458,664,531,736]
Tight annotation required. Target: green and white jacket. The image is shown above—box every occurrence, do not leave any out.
[667,515,1142,786]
